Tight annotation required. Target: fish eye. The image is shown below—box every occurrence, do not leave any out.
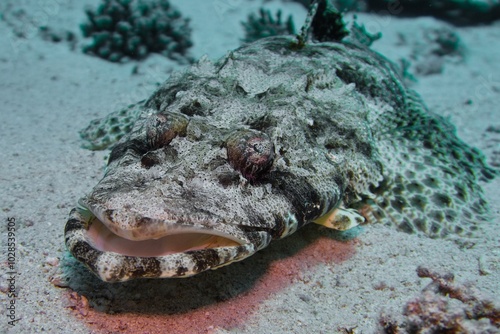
[146,112,189,149]
[225,130,275,180]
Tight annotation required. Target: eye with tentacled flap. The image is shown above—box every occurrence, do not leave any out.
[225,129,275,181]
[145,112,190,149]
[108,112,187,165]
[138,112,189,168]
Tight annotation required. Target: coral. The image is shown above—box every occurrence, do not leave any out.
[291,0,349,50]
[290,0,367,13]
[293,0,500,25]
[334,0,368,12]
[360,0,500,25]
[80,0,193,63]
[289,0,311,8]
[409,26,465,76]
[380,267,500,333]
[241,8,296,43]
[39,26,77,48]
[346,19,382,47]
[310,0,349,42]
[427,27,462,57]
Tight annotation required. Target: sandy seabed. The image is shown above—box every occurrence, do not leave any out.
[0,1,499,333]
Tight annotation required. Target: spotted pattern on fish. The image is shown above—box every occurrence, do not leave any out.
[67,16,496,282]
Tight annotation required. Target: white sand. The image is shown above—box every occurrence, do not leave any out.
[0,1,498,333]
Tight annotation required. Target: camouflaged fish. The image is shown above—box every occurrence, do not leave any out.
[65,4,496,282]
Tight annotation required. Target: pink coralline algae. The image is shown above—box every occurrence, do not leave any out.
[380,266,500,333]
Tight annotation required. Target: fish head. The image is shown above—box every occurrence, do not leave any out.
[68,108,346,282]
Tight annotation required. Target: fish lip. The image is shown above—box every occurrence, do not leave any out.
[65,206,271,281]
[83,197,252,243]
[77,241,257,282]
[85,215,248,256]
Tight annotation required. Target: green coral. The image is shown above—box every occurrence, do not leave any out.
[347,19,382,47]
[241,8,296,43]
[295,0,500,24]
[292,0,366,14]
[427,27,463,57]
[310,0,349,42]
[81,0,193,63]
[242,1,353,47]
[373,0,500,25]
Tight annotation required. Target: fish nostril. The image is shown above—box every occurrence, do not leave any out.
[179,100,203,116]
[140,152,160,169]
[217,172,240,188]
[140,147,178,169]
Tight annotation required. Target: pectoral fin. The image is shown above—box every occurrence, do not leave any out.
[313,206,365,230]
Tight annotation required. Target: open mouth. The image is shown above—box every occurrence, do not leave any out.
[65,206,270,281]
[86,216,245,257]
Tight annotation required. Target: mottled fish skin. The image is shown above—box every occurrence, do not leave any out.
[65,34,495,282]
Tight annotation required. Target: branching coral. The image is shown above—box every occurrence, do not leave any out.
[410,26,465,76]
[309,0,349,42]
[241,8,296,43]
[366,0,500,26]
[243,1,351,46]
[293,0,500,25]
[81,0,192,63]
[346,20,381,47]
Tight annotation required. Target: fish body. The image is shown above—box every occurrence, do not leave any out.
[65,34,495,282]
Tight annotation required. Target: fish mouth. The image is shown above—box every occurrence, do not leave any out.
[87,216,245,257]
[65,206,271,282]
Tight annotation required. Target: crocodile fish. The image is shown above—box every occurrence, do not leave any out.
[65,5,496,282]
